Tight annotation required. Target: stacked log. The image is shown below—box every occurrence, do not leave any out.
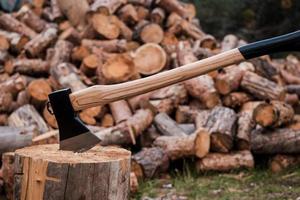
[0,0,300,198]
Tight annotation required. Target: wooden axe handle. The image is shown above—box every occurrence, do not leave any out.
[70,31,300,111]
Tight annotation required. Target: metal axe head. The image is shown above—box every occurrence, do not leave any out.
[48,88,101,152]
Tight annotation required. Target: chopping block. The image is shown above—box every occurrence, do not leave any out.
[13,144,131,200]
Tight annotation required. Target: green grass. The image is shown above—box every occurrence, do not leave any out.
[132,166,300,200]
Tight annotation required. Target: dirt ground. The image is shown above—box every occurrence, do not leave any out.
[133,167,300,200]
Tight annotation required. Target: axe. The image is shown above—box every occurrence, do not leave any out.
[48,30,300,152]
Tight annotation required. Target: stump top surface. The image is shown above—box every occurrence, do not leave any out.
[15,144,131,163]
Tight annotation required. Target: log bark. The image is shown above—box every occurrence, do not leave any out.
[132,147,169,179]
[196,151,254,172]
[133,43,166,75]
[194,128,210,158]
[154,112,187,137]
[0,30,29,53]
[269,154,300,173]
[0,127,37,154]
[236,101,262,150]
[57,0,89,27]
[0,93,14,113]
[0,14,37,39]
[139,125,161,147]
[175,105,199,123]
[49,40,73,69]
[153,134,196,160]
[253,101,294,128]
[5,59,49,76]
[8,104,49,134]
[13,144,131,200]
[17,5,47,33]
[118,4,139,25]
[82,39,127,53]
[241,71,286,101]
[205,106,237,153]
[251,128,300,154]
[24,27,57,57]
[50,62,87,91]
[94,109,153,145]
[90,0,126,15]
[109,100,133,124]
[222,92,253,108]
[286,84,300,96]
[2,152,15,200]
[0,74,27,98]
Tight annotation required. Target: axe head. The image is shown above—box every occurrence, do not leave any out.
[48,88,100,152]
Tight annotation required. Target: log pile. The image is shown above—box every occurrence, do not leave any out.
[0,0,300,197]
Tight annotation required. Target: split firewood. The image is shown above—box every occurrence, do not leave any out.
[0,30,29,53]
[49,40,73,69]
[56,0,89,27]
[0,126,37,154]
[157,0,194,20]
[50,62,87,91]
[27,79,52,108]
[241,71,286,101]
[222,92,253,108]
[0,14,37,39]
[24,27,58,57]
[16,5,47,33]
[80,54,101,77]
[79,106,105,125]
[82,39,127,53]
[101,113,114,127]
[0,73,27,97]
[43,105,58,128]
[215,63,254,95]
[285,93,299,106]
[8,104,49,134]
[150,7,166,25]
[251,57,279,81]
[130,172,139,193]
[251,128,300,154]
[153,134,196,160]
[101,54,135,83]
[128,0,154,7]
[175,105,200,123]
[286,84,300,96]
[2,152,15,200]
[205,106,237,153]
[154,112,187,137]
[71,45,91,62]
[94,109,153,145]
[236,101,262,150]
[194,127,210,158]
[118,4,139,25]
[196,151,254,172]
[269,154,300,173]
[177,41,220,108]
[132,147,169,179]
[32,130,59,145]
[221,34,238,52]
[109,100,133,124]
[0,114,8,125]
[90,0,126,15]
[133,43,167,75]
[253,101,294,128]
[5,59,49,76]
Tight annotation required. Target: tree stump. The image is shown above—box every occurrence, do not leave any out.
[13,144,131,200]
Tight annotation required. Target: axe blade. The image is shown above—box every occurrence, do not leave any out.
[48,88,100,152]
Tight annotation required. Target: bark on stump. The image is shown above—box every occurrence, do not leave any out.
[13,144,131,200]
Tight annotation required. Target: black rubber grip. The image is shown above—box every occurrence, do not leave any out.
[239,30,300,59]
